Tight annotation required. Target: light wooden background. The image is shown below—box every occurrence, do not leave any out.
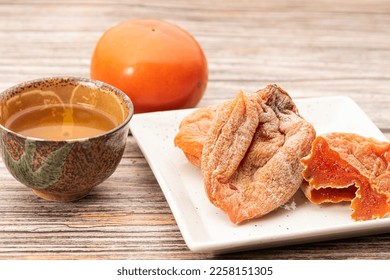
[1,0,390,259]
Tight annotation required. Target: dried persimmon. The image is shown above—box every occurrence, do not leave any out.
[175,84,316,224]
[174,107,216,167]
[301,132,390,220]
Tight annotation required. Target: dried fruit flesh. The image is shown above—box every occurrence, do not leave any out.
[174,107,216,167]
[175,84,316,224]
[301,133,390,220]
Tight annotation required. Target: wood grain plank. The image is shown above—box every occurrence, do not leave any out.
[1,0,390,260]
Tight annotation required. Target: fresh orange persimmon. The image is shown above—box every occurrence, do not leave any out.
[90,19,208,113]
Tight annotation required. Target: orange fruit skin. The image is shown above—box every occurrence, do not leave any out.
[90,19,208,113]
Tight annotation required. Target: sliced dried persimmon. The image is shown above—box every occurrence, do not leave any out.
[301,132,390,221]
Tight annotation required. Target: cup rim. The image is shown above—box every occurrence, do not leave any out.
[0,76,134,142]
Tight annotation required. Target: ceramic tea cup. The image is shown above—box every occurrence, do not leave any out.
[0,77,133,201]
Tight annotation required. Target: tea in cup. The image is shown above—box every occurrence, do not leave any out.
[0,77,133,201]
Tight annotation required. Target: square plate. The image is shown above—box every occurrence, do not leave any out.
[129,96,390,253]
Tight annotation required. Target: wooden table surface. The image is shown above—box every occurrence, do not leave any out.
[1,0,390,260]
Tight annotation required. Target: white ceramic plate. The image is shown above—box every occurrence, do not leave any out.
[129,96,390,253]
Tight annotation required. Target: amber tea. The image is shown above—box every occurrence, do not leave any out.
[5,104,118,140]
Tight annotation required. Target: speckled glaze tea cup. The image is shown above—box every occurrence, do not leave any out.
[0,77,133,201]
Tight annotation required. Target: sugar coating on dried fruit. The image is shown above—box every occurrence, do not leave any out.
[301,132,390,221]
[175,84,316,224]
